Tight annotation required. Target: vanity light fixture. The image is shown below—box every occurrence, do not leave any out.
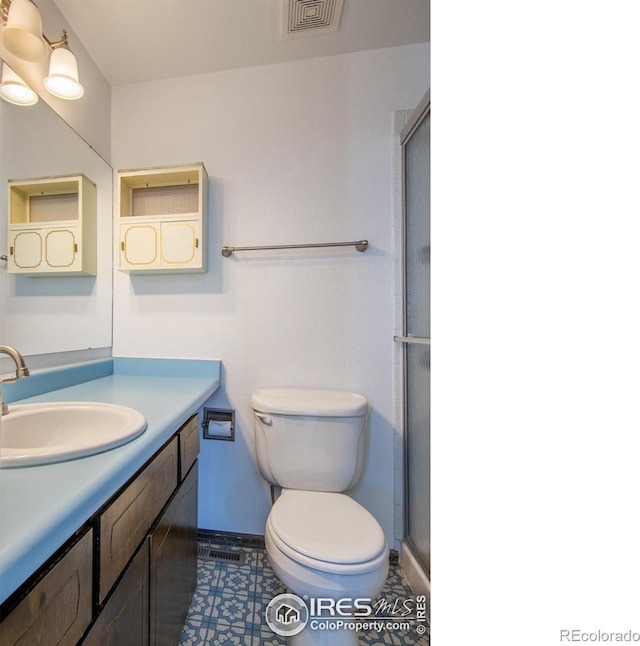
[0,0,83,101]
[0,61,37,104]
[43,36,83,99]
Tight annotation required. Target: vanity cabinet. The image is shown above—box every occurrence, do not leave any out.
[117,164,207,274]
[7,174,97,276]
[0,414,200,646]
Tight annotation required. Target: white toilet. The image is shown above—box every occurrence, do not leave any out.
[251,388,389,646]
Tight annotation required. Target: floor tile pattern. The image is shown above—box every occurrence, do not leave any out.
[179,536,429,645]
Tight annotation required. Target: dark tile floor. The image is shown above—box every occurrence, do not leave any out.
[179,534,429,645]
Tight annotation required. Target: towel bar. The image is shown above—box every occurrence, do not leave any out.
[221,240,368,257]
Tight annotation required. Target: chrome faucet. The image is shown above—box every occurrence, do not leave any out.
[0,345,30,415]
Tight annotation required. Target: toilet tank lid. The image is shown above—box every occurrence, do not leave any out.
[250,389,368,417]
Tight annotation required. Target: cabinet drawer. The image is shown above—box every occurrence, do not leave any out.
[0,529,92,646]
[179,415,200,480]
[82,540,149,646]
[98,438,178,603]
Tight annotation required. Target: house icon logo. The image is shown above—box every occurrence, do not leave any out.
[265,593,309,636]
[276,603,300,625]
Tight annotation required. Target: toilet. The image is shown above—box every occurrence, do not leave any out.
[251,388,389,646]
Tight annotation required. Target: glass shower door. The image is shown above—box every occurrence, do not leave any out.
[396,91,430,575]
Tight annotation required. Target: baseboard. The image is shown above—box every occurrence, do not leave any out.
[199,529,402,568]
[401,541,430,598]
[197,528,266,549]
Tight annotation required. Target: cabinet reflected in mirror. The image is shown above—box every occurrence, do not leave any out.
[0,62,112,358]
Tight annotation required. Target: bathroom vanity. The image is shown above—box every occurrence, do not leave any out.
[0,358,220,645]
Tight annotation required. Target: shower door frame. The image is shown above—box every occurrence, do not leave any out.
[396,88,430,593]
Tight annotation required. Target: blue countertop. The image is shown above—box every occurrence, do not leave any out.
[0,357,221,605]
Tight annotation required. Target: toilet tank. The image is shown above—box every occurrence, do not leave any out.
[250,388,369,492]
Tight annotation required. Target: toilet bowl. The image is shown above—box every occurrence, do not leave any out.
[265,490,389,646]
[250,388,389,645]
[266,490,389,599]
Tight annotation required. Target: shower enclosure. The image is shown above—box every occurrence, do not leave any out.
[396,90,430,592]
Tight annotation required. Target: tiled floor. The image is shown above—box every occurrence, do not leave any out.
[179,533,429,646]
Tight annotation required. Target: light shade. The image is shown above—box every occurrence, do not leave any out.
[0,62,38,106]
[44,46,84,99]
[0,0,48,62]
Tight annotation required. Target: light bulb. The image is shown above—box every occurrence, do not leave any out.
[0,63,38,106]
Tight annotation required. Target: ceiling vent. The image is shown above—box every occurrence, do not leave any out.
[281,0,345,39]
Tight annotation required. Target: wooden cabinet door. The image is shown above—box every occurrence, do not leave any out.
[0,529,92,646]
[98,438,177,603]
[149,462,198,646]
[82,540,149,646]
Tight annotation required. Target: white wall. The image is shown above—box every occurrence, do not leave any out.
[111,43,428,542]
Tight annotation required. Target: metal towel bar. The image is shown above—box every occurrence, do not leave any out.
[221,240,368,257]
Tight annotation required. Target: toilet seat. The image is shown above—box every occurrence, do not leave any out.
[267,490,388,575]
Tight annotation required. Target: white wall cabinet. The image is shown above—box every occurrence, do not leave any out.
[117,163,207,274]
[7,174,97,276]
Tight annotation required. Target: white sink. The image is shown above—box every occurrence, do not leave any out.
[0,402,147,468]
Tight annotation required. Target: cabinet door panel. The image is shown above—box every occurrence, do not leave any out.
[98,438,177,603]
[0,529,92,646]
[120,224,160,269]
[45,229,78,269]
[149,463,198,646]
[82,540,149,646]
[11,230,42,270]
[161,221,201,268]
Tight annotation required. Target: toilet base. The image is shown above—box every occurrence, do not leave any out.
[265,529,388,646]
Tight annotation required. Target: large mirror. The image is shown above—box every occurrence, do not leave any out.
[0,63,112,357]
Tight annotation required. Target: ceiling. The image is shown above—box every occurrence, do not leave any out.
[52,0,430,87]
